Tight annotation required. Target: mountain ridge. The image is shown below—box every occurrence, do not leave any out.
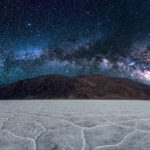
[0,74,150,99]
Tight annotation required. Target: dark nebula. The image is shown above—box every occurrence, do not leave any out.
[1,0,150,85]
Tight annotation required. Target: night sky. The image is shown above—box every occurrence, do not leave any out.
[1,0,150,85]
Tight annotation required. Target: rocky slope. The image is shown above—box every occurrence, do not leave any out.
[0,74,150,99]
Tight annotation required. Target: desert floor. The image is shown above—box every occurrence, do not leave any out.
[0,100,150,150]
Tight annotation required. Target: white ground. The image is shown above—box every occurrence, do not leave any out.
[0,100,150,150]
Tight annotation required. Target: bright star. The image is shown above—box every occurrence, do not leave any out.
[27,23,32,27]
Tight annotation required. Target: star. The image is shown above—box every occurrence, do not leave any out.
[27,23,32,27]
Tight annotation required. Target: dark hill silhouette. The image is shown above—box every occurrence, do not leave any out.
[0,74,150,99]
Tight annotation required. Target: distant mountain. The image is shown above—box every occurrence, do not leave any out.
[0,74,150,99]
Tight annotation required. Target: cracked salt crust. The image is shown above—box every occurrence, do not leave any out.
[0,100,150,150]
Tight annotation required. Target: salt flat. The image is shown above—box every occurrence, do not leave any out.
[0,100,150,150]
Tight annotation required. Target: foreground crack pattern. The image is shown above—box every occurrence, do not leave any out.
[0,100,150,150]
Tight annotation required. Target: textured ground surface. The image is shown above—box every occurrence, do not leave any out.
[0,100,150,150]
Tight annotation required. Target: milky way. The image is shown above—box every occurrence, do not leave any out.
[0,0,150,85]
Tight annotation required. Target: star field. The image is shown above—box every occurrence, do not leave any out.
[0,0,150,85]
